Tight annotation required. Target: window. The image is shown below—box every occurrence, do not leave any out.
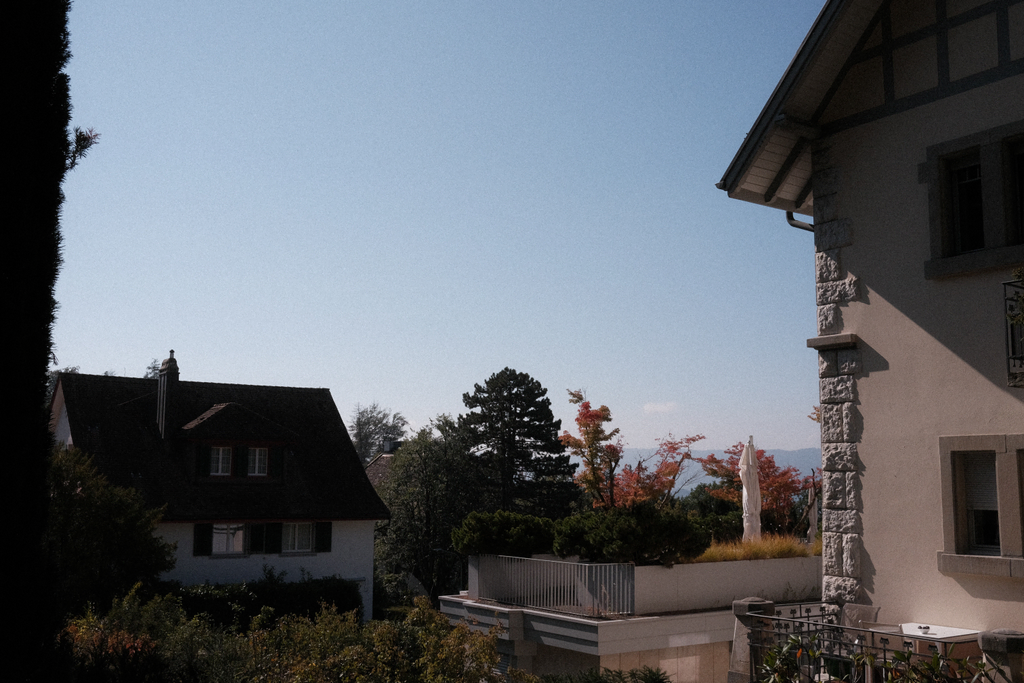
[922,121,1024,279]
[212,524,245,554]
[248,447,268,476]
[1006,278,1024,388]
[938,434,1024,576]
[283,522,313,552]
[949,155,984,253]
[193,521,331,556]
[210,446,232,476]
[959,453,1000,555]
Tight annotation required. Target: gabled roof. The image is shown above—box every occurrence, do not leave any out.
[182,402,296,441]
[56,373,389,523]
[718,0,1024,215]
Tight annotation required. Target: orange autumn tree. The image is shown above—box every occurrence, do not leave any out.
[560,390,623,509]
[696,442,818,534]
[616,434,705,508]
[560,390,703,509]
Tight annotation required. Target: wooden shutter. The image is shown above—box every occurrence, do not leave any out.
[248,523,266,554]
[196,445,211,478]
[964,453,998,510]
[234,445,248,477]
[269,447,285,478]
[314,522,332,552]
[265,523,283,554]
[193,524,213,556]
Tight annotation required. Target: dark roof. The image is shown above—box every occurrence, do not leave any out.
[364,452,394,488]
[57,373,389,522]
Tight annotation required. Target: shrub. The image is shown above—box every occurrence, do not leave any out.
[692,510,743,544]
[540,666,671,682]
[692,534,811,563]
[452,510,556,557]
[553,504,709,566]
[171,567,362,629]
[61,587,249,683]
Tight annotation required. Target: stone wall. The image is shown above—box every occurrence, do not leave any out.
[811,145,864,608]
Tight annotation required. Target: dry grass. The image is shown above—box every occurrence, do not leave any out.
[692,534,818,563]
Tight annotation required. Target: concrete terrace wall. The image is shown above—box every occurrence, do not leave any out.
[634,556,821,615]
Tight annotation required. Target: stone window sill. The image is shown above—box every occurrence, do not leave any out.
[936,551,1024,578]
[924,244,1024,280]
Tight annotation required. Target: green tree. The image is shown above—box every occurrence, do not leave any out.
[45,364,79,405]
[45,447,176,614]
[349,401,409,463]
[143,358,161,379]
[461,368,578,516]
[375,417,480,601]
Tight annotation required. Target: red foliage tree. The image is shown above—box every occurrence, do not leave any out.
[561,390,705,509]
[559,390,622,509]
[696,442,819,534]
[616,434,705,508]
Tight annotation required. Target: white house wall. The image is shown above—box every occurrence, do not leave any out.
[814,71,1024,630]
[158,519,376,618]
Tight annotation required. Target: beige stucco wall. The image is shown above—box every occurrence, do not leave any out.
[158,519,376,618]
[601,641,731,683]
[819,72,1024,630]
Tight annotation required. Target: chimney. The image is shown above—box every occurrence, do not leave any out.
[157,350,179,439]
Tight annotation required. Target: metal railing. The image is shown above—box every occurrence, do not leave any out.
[745,604,998,682]
[1005,279,1024,388]
[475,554,634,618]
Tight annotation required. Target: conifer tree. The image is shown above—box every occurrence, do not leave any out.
[461,368,578,517]
[10,3,97,677]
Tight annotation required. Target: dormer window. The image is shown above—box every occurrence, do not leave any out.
[248,447,268,476]
[200,443,283,479]
[210,446,232,476]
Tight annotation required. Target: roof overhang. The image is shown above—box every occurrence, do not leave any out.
[718,0,881,216]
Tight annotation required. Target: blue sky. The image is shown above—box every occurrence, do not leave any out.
[56,1,826,450]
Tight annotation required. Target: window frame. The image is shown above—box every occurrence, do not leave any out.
[248,447,269,476]
[211,523,246,555]
[210,446,232,476]
[922,120,1024,279]
[283,522,314,553]
[938,434,1024,577]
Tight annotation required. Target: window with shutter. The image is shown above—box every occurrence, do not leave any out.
[283,522,313,552]
[212,524,245,554]
[962,453,1000,555]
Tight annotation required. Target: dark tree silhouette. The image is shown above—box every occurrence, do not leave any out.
[462,368,578,517]
[9,3,97,678]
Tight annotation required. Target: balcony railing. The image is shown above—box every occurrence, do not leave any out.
[744,603,997,682]
[1005,279,1024,388]
[474,554,634,618]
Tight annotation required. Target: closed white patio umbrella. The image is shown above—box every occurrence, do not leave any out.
[740,435,761,542]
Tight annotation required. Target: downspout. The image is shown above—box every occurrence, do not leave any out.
[787,211,814,232]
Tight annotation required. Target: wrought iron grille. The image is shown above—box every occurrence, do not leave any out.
[745,604,995,682]
[1006,279,1024,388]
[475,554,634,618]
